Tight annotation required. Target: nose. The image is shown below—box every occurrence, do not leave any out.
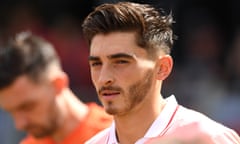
[13,113,28,130]
[97,64,114,86]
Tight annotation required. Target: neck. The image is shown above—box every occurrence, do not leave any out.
[52,89,89,143]
[115,95,166,144]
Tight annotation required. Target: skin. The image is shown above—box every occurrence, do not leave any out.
[0,75,59,138]
[89,32,173,144]
[0,66,89,143]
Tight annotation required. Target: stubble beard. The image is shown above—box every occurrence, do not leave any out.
[27,101,59,138]
[27,119,57,138]
[105,70,154,115]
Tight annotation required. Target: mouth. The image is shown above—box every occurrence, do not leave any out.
[99,90,120,100]
[101,90,120,96]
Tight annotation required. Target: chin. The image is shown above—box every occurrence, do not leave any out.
[104,105,118,115]
[106,109,118,115]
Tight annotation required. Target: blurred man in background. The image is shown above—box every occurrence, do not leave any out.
[0,32,112,144]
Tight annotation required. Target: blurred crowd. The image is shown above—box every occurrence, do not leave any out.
[0,0,239,143]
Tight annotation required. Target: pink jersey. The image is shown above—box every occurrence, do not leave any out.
[85,96,240,144]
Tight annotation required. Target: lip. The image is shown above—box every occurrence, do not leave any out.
[100,90,120,100]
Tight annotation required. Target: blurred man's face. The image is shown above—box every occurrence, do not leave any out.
[0,75,59,138]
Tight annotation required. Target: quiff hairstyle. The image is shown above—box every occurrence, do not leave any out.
[82,2,175,58]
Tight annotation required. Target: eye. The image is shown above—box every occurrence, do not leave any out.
[21,104,34,111]
[18,102,35,112]
[115,60,129,64]
[90,61,102,67]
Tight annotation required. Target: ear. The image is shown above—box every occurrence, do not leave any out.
[52,72,69,95]
[156,55,173,80]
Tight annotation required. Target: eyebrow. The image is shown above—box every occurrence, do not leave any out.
[88,53,135,61]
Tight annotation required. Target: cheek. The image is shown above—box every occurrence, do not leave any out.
[27,104,44,119]
[90,71,98,85]
[33,96,54,114]
[119,68,144,83]
[31,101,54,122]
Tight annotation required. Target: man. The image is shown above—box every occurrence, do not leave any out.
[0,32,112,144]
[82,2,240,144]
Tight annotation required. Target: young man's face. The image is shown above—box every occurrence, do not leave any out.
[89,32,157,116]
[0,75,59,138]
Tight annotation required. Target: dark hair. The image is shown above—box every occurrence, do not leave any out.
[82,2,174,58]
[0,32,60,89]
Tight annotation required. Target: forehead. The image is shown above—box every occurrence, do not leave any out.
[0,76,45,110]
[90,32,146,57]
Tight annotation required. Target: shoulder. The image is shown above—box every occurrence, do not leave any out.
[85,127,111,144]
[86,103,113,128]
[87,102,111,119]
[168,105,240,143]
